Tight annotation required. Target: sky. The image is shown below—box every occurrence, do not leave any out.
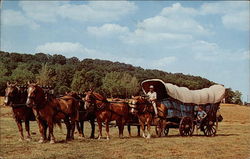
[1,1,249,102]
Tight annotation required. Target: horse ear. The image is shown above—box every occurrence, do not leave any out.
[27,81,30,85]
[7,81,10,86]
[132,95,135,98]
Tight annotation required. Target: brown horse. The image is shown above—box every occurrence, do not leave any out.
[4,82,36,141]
[129,96,167,138]
[66,92,95,138]
[26,83,78,143]
[84,91,129,140]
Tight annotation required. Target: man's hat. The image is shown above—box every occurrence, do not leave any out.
[149,85,154,89]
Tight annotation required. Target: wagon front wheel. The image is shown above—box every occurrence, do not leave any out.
[179,117,194,136]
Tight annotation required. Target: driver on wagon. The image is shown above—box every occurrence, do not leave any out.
[147,85,158,117]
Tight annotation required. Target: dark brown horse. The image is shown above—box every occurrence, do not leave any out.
[84,91,129,140]
[26,83,78,143]
[128,96,167,138]
[4,82,35,141]
[66,92,95,138]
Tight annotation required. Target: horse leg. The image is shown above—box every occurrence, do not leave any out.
[90,119,95,138]
[64,117,71,141]
[48,120,55,144]
[127,125,131,137]
[97,119,102,140]
[120,119,126,138]
[70,119,76,140]
[44,121,49,141]
[137,125,141,137]
[117,120,122,138]
[79,120,84,138]
[146,122,151,139]
[120,122,125,138]
[76,121,81,137]
[24,120,31,141]
[105,120,110,140]
[139,119,146,138]
[80,121,84,138]
[37,119,46,143]
[16,120,24,141]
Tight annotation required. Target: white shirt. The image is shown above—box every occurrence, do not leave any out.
[147,91,157,101]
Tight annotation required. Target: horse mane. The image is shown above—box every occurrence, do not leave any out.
[92,92,108,102]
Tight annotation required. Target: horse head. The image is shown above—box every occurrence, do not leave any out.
[4,82,18,106]
[129,96,149,115]
[26,81,45,108]
[84,91,107,110]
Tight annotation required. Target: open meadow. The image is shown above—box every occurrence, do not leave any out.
[0,96,249,159]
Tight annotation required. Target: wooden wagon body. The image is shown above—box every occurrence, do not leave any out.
[141,79,225,136]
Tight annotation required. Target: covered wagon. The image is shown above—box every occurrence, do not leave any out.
[141,79,225,136]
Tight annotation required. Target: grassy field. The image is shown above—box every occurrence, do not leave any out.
[0,97,250,159]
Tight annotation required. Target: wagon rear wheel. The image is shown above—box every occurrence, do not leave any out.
[202,118,218,136]
[179,117,194,136]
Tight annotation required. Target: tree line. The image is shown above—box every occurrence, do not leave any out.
[0,51,242,104]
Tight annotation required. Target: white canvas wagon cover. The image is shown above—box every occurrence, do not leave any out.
[141,79,225,105]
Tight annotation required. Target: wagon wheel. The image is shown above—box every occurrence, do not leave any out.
[202,118,218,136]
[179,117,194,136]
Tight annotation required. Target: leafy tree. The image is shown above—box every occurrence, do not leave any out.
[57,85,71,95]
[36,63,52,85]
[102,72,122,98]
[71,69,87,92]
[225,88,235,103]
[232,90,243,105]
[102,72,139,98]
[10,64,35,83]
[71,69,103,93]
[51,54,66,65]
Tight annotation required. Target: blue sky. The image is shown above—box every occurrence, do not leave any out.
[1,1,249,101]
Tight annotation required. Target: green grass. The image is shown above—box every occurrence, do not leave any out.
[0,104,250,159]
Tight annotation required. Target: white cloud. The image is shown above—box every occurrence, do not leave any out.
[123,29,193,44]
[58,1,137,22]
[35,42,95,58]
[35,42,120,60]
[87,24,129,37]
[190,40,250,61]
[222,10,249,31]
[18,1,137,23]
[122,3,210,44]
[2,9,39,29]
[201,2,249,31]
[160,3,198,17]
[19,1,63,23]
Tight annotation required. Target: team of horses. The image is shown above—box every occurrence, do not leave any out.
[4,82,168,143]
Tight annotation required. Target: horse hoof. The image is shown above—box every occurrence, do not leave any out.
[78,136,85,139]
[18,138,24,142]
[98,136,101,140]
[38,139,45,143]
[26,138,31,142]
[50,140,55,144]
[106,137,110,140]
